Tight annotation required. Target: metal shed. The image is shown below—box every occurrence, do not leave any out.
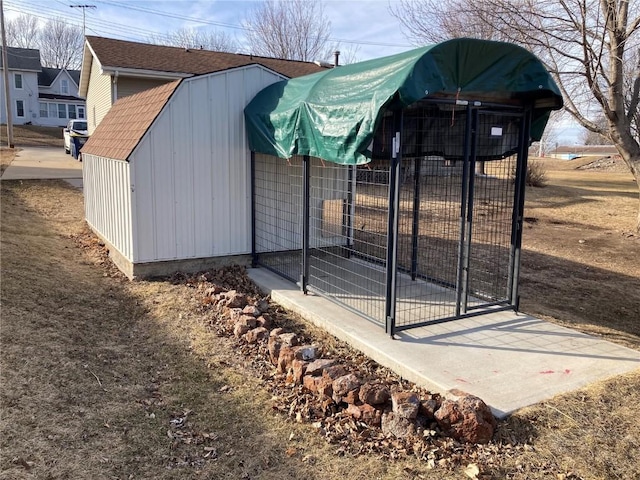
[245,39,563,336]
[81,65,286,278]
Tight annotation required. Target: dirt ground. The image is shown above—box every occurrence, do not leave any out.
[1,156,639,479]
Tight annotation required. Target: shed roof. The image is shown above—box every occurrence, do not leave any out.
[85,36,327,79]
[245,38,564,165]
[0,46,41,71]
[81,80,180,161]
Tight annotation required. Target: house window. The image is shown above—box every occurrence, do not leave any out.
[58,104,66,119]
[40,102,48,118]
[68,104,76,119]
[16,100,24,117]
[14,73,23,89]
[49,103,57,118]
[77,106,85,119]
[61,79,69,95]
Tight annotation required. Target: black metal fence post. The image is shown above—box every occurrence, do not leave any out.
[455,106,473,316]
[385,111,402,337]
[510,108,532,310]
[302,155,311,294]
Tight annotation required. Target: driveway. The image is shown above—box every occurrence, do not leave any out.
[1,146,83,188]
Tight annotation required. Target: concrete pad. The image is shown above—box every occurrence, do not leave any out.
[249,267,640,418]
[1,146,82,180]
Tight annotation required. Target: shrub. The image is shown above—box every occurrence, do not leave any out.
[513,159,547,187]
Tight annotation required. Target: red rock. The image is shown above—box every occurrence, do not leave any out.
[315,375,334,398]
[279,332,299,347]
[348,403,382,427]
[291,359,308,385]
[332,373,361,404]
[434,393,496,444]
[419,395,441,420]
[237,315,257,329]
[391,391,420,420]
[321,364,347,381]
[381,412,416,438]
[277,346,296,373]
[233,323,250,338]
[303,375,320,393]
[270,327,285,337]
[305,359,337,376]
[256,315,271,329]
[242,305,261,317]
[225,290,248,308]
[244,326,268,344]
[359,382,390,406]
[268,330,284,364]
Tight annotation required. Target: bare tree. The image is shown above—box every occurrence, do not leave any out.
[148,27,237,52]
[244,0,332,61]
[5,14,39,48]
[38,19,83,69]
[393,0,640,230]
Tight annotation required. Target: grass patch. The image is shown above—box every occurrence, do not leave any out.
[1,124,63,147]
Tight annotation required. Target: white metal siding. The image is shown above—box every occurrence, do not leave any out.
[117,77,172,99]
[82,153,133,260]
[86,58,112,134]
[130,65,285,263]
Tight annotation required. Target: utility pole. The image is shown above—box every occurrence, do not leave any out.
[0,0,13,148]
[70,4,96,37]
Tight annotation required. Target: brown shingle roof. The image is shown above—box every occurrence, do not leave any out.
[82,80,180,161]
[86,36,327,79]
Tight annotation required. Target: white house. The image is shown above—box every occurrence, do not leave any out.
[80,65,288,278]
[37,67,85,127]
[0,46,41,125]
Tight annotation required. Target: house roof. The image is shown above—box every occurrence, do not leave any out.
[0,46,41,71]
[38,67,81,87]
[553,145,618,155]
[81,80,180,161]
[82,36,327,83]
[39,93,84,102]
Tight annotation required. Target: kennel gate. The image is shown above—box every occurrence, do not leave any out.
[252,100,531,336]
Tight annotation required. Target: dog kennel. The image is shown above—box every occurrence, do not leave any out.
[245,39,562,336]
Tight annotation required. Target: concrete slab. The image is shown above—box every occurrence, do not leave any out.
[249,267,640,418]
[1,146,82,180]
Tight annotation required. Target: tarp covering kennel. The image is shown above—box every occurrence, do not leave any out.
[245,38,562,165]
[245,39,562,336]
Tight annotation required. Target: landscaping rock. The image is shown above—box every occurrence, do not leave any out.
[291,359,308,385]
[303,375,320,393]
[381,412,416,438]
[434,391,496,444]
[242,305,261,317]
[419,395,441,420]
[277,346,296,374]
[332,373,361,404]
[244,326,268,344]
[237,315,257,329]
[391,391,420,420]
[294,345,318,361]
[268,329,285,364]
[347,403,382,427]
[256,298,270,312]
[359,382,390,406]
[225,290,248,308]
[305,358,337,377]
[279,332,300,347]
[233,322,250,338]
[256,315,271,329]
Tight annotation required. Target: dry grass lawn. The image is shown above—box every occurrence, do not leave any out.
[1,156,639,479]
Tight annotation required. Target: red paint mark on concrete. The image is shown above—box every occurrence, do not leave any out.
[493,370,500,374]
[455,378,469,383]
[564,369,571,374]
[540,370,555,374]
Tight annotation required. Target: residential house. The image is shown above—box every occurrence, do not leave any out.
[0,46,41,125]
[37,67,86,127]
[79,36,326,134]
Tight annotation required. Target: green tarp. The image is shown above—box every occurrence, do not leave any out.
[245,38,563,165]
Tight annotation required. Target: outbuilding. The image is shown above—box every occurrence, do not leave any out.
[81,64,287,278]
